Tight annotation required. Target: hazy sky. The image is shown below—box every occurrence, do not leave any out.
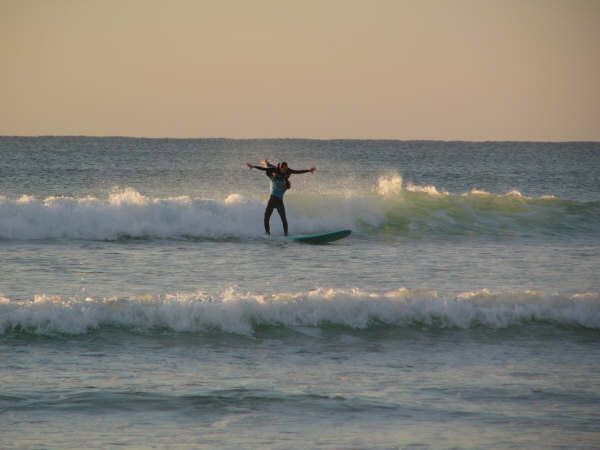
[2,0,599,140]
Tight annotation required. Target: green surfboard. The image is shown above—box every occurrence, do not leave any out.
[286,229,352,244]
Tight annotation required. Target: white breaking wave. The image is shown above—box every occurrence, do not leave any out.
[1,178,596,240]
[0,188,374,240]
[1,287,599,335]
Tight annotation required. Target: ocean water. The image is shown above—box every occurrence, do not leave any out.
[1,137,599,449]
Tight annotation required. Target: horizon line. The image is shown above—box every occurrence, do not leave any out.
[1,135,599,144]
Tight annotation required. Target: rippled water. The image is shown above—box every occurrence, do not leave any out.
[1,137,599,448]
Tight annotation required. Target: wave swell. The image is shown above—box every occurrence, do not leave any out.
[1,176,598,240]
[2,287,599,336]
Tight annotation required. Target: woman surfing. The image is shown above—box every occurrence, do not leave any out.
[246,160,316,236]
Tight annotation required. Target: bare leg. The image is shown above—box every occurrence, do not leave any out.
[276,201,288,236]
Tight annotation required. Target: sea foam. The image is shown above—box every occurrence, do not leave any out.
[0,187,376,240]
[1,287,599,335]
[1,177,598,240]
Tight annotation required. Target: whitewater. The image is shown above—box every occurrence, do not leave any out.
[1,137,599,449]
[1,177,598,240]
[3,288,600,337]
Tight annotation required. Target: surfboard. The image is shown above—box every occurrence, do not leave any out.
[286,229,352,244]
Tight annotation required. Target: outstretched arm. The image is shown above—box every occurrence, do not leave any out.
[288,166,316,174]
[246,162,268,171]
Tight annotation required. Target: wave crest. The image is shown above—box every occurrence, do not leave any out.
[1,178,598,240]
[1,287,599,336]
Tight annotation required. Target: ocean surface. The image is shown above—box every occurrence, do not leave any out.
[1,137,599,449]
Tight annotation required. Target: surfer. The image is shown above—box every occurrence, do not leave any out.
[246,160,316,236]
